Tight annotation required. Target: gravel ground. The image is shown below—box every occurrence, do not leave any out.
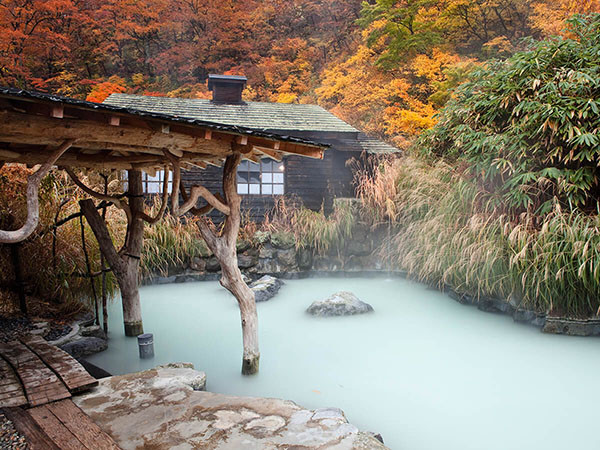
[0,316,33,343]
[44,324,72,342]
[0,315,72,343]
[0,414,28,450]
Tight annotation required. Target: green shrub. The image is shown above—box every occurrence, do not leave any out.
[356,155,600,317]
[419,14,600,213]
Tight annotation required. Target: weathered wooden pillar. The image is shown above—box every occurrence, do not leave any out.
[120,169,145,336]
[70,166,168,338]
[218,248,260,374]
[178,153,260,375]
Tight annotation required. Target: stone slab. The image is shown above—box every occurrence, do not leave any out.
[74,366,387,450]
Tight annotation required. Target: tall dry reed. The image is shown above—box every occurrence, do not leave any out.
[355,155,600,317]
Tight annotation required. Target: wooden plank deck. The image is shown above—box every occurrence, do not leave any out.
[0,341,70,407]
[20,335,98,394]
[0,356,28,408]
[0,336,119,448]
[4,400,120,450]
[2,406,61,450]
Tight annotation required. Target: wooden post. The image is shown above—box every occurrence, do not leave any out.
[120,169,145,337]
[9,242,27,315]
[69,166,168,337]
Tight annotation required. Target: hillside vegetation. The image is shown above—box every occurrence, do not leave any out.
[1,0,596,147]
[1,2,600,319]
[357,15,600,317]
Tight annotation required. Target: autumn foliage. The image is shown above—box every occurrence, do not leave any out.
[0,0,597,145]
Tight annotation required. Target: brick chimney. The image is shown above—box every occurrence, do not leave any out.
[208,74,247,104]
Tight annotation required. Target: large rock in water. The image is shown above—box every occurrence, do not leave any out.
[250,275,284,302]
[306,291,374,317]
[60,336,107,359]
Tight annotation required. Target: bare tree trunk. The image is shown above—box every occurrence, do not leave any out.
[119,260,143,336]
[79,169,146,337]
[219,252,259,375]
[191,154,260,375]
[121,169,145,336]
[69,165,168,337]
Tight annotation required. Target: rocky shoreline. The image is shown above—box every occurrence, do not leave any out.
[74,364,388,449]
[144,265,600,337]
[139,226,600,337]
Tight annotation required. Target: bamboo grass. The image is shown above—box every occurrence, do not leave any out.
[355,155,600,318]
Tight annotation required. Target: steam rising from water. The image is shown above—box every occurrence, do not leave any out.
[87,278,600,450]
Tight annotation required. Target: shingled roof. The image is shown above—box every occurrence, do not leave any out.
[0,86,327,172]
[105,94,399,154]
[105,94,356,133]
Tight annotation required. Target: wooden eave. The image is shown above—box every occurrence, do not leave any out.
[0,89,327,172]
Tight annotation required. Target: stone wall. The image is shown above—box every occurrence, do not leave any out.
[142,225,600,337]
[143,224,388,285]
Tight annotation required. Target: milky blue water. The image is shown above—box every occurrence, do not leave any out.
[86,277,600,450]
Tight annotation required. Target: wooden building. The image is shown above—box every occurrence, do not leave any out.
[105,75,399,220]
[0,86,327,370]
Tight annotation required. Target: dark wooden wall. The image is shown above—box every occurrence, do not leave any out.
[211,83,244,103]
[180,149,358,223]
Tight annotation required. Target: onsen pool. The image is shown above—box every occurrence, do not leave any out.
[86,277,600,450]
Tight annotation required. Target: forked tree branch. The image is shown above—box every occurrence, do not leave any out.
[79,198,125,274]
[138,165,170,224]
[182,184,230,216]
[167,153,230,216]
[0,140,74,244]
[180,180,218,216]
[65,167,132,222]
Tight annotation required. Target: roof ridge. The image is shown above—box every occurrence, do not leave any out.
[105,93,360,133]
[109,93,330,109]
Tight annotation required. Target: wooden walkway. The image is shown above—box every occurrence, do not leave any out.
[0,335,120,449]
[0,335,97,408]
[3,399,120,450]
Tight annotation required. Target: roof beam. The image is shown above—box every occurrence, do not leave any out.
[0,110,231,155]
[232,143,253,154]
[253,146,282,161]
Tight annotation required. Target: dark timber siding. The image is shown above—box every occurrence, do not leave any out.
[179,149,358,222]
[180,163,277,223]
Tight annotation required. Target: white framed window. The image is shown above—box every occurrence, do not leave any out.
[237,159,285,195]
[122,170,173,194]
[142,170,173,194]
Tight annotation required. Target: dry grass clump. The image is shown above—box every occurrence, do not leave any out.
[264,197,356,255]
[355,155,600,317]
[0,166,121,314]
[507,206,600,317]
[141,198,210,277]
